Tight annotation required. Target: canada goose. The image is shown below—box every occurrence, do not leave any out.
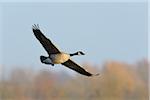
[32,24,99,77]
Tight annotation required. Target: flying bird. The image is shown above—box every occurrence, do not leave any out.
[32,24,99,77]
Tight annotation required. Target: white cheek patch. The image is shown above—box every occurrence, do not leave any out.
[78,52,82,56]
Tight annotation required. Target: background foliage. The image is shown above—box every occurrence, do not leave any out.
[0,59,148,100]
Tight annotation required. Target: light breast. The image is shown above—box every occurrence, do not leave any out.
[50,53,70,64]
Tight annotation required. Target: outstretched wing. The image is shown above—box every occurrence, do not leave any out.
[32,24,60,55]
[62,59,99,76]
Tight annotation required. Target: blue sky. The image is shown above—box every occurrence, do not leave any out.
[0,0,147,3]
[0,2,148,72]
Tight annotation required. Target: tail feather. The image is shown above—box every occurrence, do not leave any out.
[40,56,47,63]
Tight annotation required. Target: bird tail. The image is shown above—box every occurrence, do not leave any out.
[40,56,47,63]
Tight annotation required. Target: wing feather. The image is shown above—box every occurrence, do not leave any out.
[32,24,60,55]
[62,59,95,76]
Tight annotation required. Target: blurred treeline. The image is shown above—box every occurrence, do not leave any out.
[0,59,149,100]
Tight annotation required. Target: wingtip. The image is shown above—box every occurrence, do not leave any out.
[95,73,100,76]
[91,73,100,77]
[32,24,40,30]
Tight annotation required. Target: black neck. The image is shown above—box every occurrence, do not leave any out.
[70,52,78,56]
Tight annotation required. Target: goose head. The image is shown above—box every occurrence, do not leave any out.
[70,51,85,56]
[77,51,85,55]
